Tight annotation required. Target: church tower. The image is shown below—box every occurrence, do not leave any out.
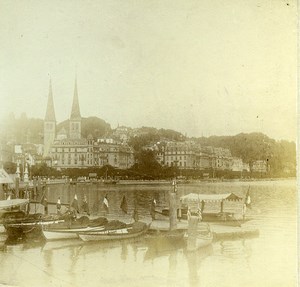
[69,78,81,139]
[43,80,56,157]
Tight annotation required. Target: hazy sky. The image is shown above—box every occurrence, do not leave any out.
[0,0,297,141]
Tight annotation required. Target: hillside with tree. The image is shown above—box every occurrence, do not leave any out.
[57,117,111,139]
[129,127,185,152]
[193,133,296,176]
[1,114,111,144]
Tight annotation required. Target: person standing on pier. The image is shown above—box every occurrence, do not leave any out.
[56,197,61,214]
[133,206,139,222]
[82,195,90,216]
[150,198,156,220]
[71,194,80,214]
[197,207,202,221]
[120,195,128,214]
[187,207,191,221]
[42,196,48,215]
[242,203,247,221]
[103,195,109,215]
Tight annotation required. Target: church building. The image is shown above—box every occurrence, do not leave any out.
[43,79,134,170]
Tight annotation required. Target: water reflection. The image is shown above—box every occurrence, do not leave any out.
[185,245,213,287]
[0,180,297,287]
[121,243,128,262]
[168,250,177,276]
[143,234,185,262]
[217,239,253,260]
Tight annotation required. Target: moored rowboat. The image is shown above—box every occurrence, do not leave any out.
[78,222,148,242]
[42,216,108,240]
[43,225,106,240]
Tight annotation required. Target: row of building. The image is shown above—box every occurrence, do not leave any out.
[0,79,268,174]
[145,141,268,173]
[2,138,268,173]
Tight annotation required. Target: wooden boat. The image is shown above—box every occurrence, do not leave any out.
[0,198,29,210]
[42,216,108,240]
[2,209,85,239]
[0,199,36,238]
[3,214,65,239]
[78,221,148,242]
[185,217,213,251]
[43,225,106,240]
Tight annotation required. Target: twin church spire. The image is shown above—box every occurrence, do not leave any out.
[43,78,82,156]
[69,77,81,139]
[70,77,81,120]
[44,79,56,122]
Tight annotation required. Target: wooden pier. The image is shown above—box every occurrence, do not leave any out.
[148,219,259,241]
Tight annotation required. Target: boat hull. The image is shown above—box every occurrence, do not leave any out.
[43,226,105,241]
[4,219,65,239]
[79,222,148,242]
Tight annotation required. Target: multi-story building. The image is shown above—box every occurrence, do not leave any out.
[93,139,134,169]
[149,141,250,172]
[164,141,196,169]
[213,147,232,170]
[251,160,267,173]
[113,126,132,143]
[44,79,134,170]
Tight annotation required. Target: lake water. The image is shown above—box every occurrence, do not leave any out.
[0,179,297,287]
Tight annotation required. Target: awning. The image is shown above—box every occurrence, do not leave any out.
[180,193,242,204]
[0,169,13,184]
[0,199,29,209]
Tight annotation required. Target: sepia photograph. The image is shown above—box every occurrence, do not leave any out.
[0,1,297,287]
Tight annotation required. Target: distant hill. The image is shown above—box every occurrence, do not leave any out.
[1,114,111,144]
[128,126,185,151]
[1,113,44,144]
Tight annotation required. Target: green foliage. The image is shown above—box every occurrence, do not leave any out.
[31,163,61,177]
[194,133,296,176]
[130,150,163,179]
[128,127,184,152]
[57,117,111,138]
[3,162,17,174]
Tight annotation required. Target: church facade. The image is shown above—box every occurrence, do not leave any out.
[43,79,134,170]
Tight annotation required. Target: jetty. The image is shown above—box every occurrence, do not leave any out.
[148,219,259,241]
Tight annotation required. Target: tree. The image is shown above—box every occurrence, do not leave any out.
[130,150,162,179]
